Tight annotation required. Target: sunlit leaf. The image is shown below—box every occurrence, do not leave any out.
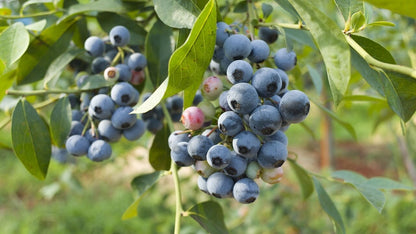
[153,0,202,29]
[0,22,30,66]
[364,0,416,19]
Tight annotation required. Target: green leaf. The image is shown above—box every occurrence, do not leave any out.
[145,19,174,87]
[50,97,71,148]
[187,201,228,234]
[262,3,274,18]
[96,12,147,46]
[44,47,84,88]
[364,0,416,19]
[60,0,125,22]
[333,0,363,21]
[313,177,346,234]
[364,177,415,191]
[21,0,54,15]
[11,99,51,180]
[134,0,216,113]
[283,28,317,50]
[332,170,367,184]
[79,74,114,90]
[153,0,201,29]
[351,35,395,63]
[307,64,322,94]
[149,124,171,171]
[355,184,385,213]
[313,100,357,139]
[341,95,386,103]
[234,1,247,13]
[25,19,47,32]
[274,0,300,19]
[367,21,395,27]
[288,158,314,199]
[71,17,89,49]
[0,22,30,66]
[0,68,16,102]
[288,0,350,105]
[16,19,76,85]
[350,11,366,31]
[122,171,164,220]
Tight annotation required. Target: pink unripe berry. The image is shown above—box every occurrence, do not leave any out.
[261,166,284,184]
[181,106,205,130]
[201,76,223,100]
[104,66,119,81]
[131,70,145,85]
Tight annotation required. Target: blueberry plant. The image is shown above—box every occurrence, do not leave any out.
[0,0,416,233]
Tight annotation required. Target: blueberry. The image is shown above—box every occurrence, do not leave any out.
[51,147,72,164]
[249,105,282,136]
[109,25,130,47]
[263,94,281,109]
[104,49,118,62]
[110,82,139,106]
[212,45,225,63]
[193,160,217,178]
[187,135,214,161]
[207,144,232,169]
[233,178,259,203]
[209,60,221,75]
[166,95,183,115]
[91,57,110,74]
[72,110,84,122]
[223,153,247,177]
[144,118,163,134]
[84,36,105,57]
[171,142,195,167]
[97,119,122,142]
[65,135,90,156]
[197,176,209,194]
[202,128,223,145]
[232,131,261,159]
[216,22,231,47]
[168,130,191,150]
[217,111,244,137]
[123,119,145,141]
[275,68,289,94]
[87,140,112,162]
[226,60,253,84]
[80,92,91,111]
[247,39,270,63]
[111,106,137,129]
[279,90,310,123]
[84,128,98,143]
[69,120,84,136]
[192,90,203,106]
[273,48,297,71]
[227,82,259,114]
[259,27,279,44]
[257,140,288,168]
[206,172,234,198]
[264,130,288,145]
[219,91,231,111]
[115,64,132,82]
[127,53,147,71]
[251,67,282,98]
[88,94,115,120]
[223,34,252,60]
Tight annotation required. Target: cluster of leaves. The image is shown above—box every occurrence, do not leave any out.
[1,0,416,233]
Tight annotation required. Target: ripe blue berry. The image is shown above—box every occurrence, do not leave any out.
[217,111,244,137]
[109,25,130,47]
[97,119,122,142]
[87,140,112,162]
[257,140,288,168]
[223,34,252,60]
[227,82,259,114]
[187,135,214,161]
[216,22,231,47]
[197,176,209,194]
[127,52,147,71]
[275,68,289,94]
[207,144,232,170]
[247,39,270,63]
[249,105,282,136]
[115,64,132,82]
[123,119,145,141]
[279,90,310,123]
[259,27,279,44]
[84,36,105,57]
[65,135,90,156]
[171,142,195,167]
[251,67,282,98]
[111,106,137,130]
[168,130,191,150]
[226,60,253,84]
[88,94,115,120]
[223,153,247,177]
[207,172,234,198]
[273,48,297,71]
[110,82,139,106]
[233,178,259,203]
[232,131,261,159]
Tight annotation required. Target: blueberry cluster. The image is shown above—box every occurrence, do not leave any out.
[168,22,310,204]
[65,25,148,162]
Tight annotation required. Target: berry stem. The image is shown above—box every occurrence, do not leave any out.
[161,102,184,234]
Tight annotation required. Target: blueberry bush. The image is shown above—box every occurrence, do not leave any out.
[0,0,416,233]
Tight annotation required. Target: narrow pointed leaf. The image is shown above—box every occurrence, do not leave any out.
[11,99,51,180]
[188,201,228,234]
[355,184,385,213]
[149,124,171,171]
[288,0,350,105]
[145,19,174,87]
[50,97,72,148]
[313,177,346,234]
[153,0,201,29]
[367,21,395,27]
[134,0,216,113]
[0,22,30,66]
[288,158,314,199]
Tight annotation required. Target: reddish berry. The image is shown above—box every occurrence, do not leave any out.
[181,106,205,130]
[131,70,145,85]
[201,76,223,100]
